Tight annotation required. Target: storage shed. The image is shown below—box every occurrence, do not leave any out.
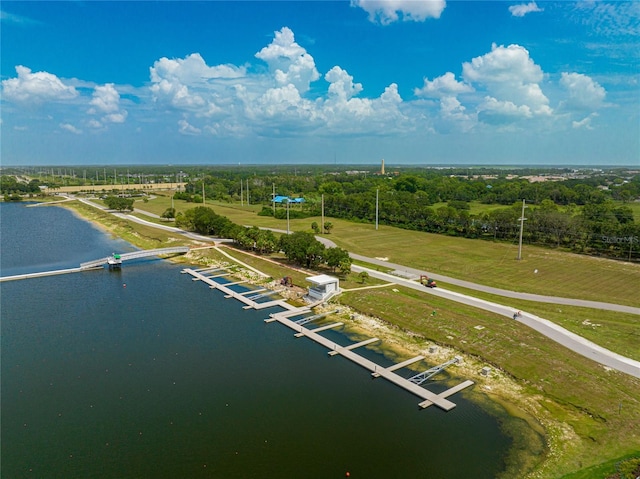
[306,274,339,302]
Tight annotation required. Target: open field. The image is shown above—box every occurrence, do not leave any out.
[438,281,640,361]
[60,198,640,478]
[146,197,640,308]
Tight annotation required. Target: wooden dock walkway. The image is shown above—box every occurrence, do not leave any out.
[181,267,474,411]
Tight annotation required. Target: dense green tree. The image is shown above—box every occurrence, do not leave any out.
[191,206,234,236]
[161,207,176,220]
[279,231,325,268]
[172,166,639,261]
[104,196,134,211]
[175,210,195,230]
[324,247,351,272]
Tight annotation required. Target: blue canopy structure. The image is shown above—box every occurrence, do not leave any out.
[273,195,305,204]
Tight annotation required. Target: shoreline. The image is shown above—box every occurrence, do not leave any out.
[53,199,639,479]
[181,243,552,478]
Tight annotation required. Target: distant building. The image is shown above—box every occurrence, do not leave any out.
[272,195,305,204]
[381,159,385,175]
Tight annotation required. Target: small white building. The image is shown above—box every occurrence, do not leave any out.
[306,274,339,302]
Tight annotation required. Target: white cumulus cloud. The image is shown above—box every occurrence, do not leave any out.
[150,53,243,113]
[351,0,446,25]
[414,72,473,98]
[436,96,475,132]
[509,2,543,17]
[559,72,606,110]
[255,27,320,93]
[89,83,128,124]
[255,84,308,119]
[89,84,121,113]
[321,80,408,135]
[462,43,551,117]
[2,66,78,104]
[325,66,364,100]
[150,53,245,84]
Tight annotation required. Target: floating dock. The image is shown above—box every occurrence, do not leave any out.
[182,267,474,411]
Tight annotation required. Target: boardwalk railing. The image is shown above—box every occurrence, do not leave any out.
[80,246,189,269]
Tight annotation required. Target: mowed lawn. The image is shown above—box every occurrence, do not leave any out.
[138,196,640,308]
[78,197,640,477]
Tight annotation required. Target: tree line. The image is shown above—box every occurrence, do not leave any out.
[181,168,639,262]
[175,206,352,273]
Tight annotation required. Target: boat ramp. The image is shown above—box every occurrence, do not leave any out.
[182,266,474,412]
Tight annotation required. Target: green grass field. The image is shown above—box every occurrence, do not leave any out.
[64,198,640,479]
[438,280,640,361]
[139,196,640,308]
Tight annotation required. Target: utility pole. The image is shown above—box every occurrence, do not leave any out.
[246,179,250,206]
[375,188,379,231]
[321,194,325,234]
[517,199,527,260]
[202,180,205,204]
[240,179,244,207]
[286,199,290,235]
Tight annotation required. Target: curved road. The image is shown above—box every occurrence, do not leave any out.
[72,200,640,378]
[316,236,640,379]
[352,254,640,314]
[351,265,640,379]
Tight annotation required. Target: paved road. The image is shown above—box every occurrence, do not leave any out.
[70,202,640,378]
[317,236,640,379]
[77,197,227,243]
[350,254,640,315]
[315,236,640,314]
[350,265,640,379]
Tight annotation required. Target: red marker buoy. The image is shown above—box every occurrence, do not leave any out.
[123,284,126,288]
[345,473,350,477]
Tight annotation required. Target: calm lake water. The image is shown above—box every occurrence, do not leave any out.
[1,201,516,478]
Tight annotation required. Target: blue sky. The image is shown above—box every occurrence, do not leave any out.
[1,1,639,166]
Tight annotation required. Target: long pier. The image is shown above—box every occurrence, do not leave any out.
[182,267,474,411]
[0,266,101,282]
[80,246,190,269]
[1,247,190,282]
